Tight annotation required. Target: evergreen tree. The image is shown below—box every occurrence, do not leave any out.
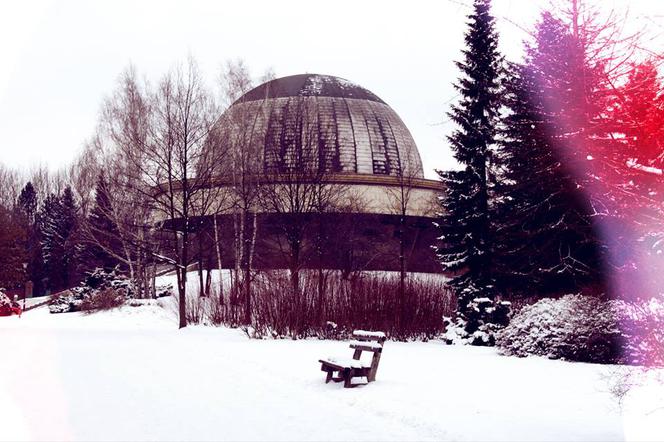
[0,205,26,289]
[496,13,606,297]
[86,174,122,270]
[436,0,502,318]
[17,182,37,225]
[618,61,664,166]
[601,61,664,299]
[16,182,44,295]
[41,187,79,291]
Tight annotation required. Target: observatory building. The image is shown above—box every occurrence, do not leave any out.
[192,74,443,273]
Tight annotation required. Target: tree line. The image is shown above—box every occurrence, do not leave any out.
[439,0,664,336]
[0,60,427,333]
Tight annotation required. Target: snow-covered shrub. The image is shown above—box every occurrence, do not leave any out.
[444,297,512,346]
[49,267,135,314]
[48,290,77,314]
[80,288,126,312]
[0,290,10,307]
[0,290,17,315]
[155,284,174,298]
[322,321,344,340]
[496,295,623,364]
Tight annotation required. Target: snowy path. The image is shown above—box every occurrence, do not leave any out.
[1,304,661,441]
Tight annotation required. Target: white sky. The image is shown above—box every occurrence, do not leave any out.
[1,0,662,179]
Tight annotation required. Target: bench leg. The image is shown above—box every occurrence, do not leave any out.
[325,370,333,384]
[368,351,382,382]
[343,371,353,388]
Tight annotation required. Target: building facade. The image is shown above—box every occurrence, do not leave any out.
[165,74,443,273]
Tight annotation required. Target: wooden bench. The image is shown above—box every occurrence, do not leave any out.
[319,330,386,388]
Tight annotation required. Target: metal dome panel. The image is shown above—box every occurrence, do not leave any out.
[222,74,424,178]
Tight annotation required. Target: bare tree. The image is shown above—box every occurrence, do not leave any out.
[385,151,425,329]
[67,140,105,216]
[217,103,264,325]
[258,97,347,331]
[0,163,21,210]
[103,60,219,328]
[211,60,276,325]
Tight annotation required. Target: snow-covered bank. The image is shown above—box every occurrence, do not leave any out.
[1,304,662,441]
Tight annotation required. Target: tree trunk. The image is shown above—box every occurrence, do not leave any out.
[399,216,406,329]
[213,213,224,301]
[179,225,189,329]
[243,211,256,326]
[197,228,205,297]
[177,266,187,329]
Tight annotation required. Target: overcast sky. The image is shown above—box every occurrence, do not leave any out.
[1,0,662,179]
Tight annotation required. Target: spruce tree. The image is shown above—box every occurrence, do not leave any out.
[41,187,79,291]
[437,0,502,319]
[0,205,26,289]
[16,182,43,294]
[17,183,37,225]
[496,13,606,297]
[618,61,664,166]
[86,174,122,271]
[603,61,664,298]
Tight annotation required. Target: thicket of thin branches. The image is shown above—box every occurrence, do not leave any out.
[182,271,455,340]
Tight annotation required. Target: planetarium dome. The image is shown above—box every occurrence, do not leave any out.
[223,74,424,178]
[170,73,444,272]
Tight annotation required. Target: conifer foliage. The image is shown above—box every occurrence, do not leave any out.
[40,187,80,291]
[495,13,606,297]
[436,0,502,318]
[16,182,43,294]
[86,174,122,270]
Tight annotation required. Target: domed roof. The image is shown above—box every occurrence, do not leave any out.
[224,74,424,178]
[237,74,385,104]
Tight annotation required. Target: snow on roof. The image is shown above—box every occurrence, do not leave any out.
[238,74,385,103]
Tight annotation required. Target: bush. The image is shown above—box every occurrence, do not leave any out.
[496,294,664,365]
[202,271,455,340]
[0,290,19,316]
[80,288,126,312]
[443,297,512,346]
[49,267,135,314]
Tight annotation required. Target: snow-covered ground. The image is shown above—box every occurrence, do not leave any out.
[1,302,663,442]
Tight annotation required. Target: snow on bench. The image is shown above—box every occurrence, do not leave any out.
[349,340,383,350]
[353,330,386,338]
[320,357,370,369]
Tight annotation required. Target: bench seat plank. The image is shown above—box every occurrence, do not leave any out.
[349,340,383,351]
[352,330,386,339]
[319,357,370,370]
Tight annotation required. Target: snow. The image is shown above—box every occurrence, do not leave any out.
[626,158,663,176]
[349,340,383,349]
[1,303,663,441]
[23,295,51,309]
[321,357,370,369]
[353,330,386,338]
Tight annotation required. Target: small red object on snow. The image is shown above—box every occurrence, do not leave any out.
[0,300,22,316]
